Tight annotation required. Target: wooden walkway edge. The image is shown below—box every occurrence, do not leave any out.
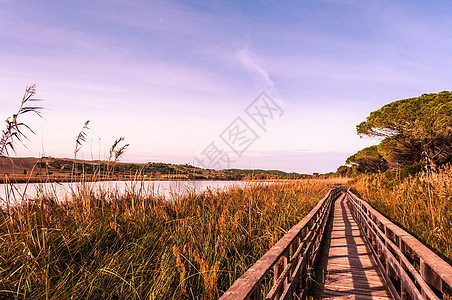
[309,194,392,299]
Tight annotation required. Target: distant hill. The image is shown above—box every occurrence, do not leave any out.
[0,157,314,183]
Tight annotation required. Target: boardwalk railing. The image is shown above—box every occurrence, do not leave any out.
[347,189,452,300]
[220,186,344,300]
[221,186,452,300]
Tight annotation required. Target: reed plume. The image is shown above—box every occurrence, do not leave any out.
[108,137,129,163]
[0,84,42,157]
[72,120,90,179]
[74,120,90,159]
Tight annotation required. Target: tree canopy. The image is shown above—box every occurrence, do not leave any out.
[345,145,388,172]
[356,91,452,169]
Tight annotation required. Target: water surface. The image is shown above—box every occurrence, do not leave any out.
[0,180,256,206]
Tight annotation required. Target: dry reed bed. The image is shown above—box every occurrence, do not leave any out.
[0,179,331,299]
[350,166,452,262]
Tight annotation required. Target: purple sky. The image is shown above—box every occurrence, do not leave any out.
[1,0,452,173]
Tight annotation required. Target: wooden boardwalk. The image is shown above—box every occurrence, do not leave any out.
[220,187,452,300]
[309,194,392,299]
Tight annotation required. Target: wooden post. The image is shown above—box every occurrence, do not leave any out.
[250,286,262,300]
[284,251,289,290]
[386,259,397,281]
[399,239,414,261]
[420,259,442,294]
[274,257,284,300]
[400,282,409,300]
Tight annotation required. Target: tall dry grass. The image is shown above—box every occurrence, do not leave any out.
[350,166,452,261]
[0,179,332,299]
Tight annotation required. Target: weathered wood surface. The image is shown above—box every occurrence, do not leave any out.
[309,194,392,299]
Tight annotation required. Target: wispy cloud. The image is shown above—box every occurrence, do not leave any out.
[237,46,275,93]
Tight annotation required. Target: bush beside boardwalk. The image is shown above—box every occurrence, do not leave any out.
[0,179,334,299]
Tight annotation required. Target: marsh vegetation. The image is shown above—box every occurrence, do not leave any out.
[0,179,333,299]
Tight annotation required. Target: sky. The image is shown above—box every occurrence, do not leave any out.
[1,0,452,173]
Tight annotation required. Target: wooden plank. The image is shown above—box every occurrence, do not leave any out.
[309,194,393,299]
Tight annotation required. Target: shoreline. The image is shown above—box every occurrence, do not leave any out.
[0,176,284,184]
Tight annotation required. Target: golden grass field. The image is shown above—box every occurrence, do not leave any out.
[0,178,339,299]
